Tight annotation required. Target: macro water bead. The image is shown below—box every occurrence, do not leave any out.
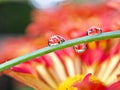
[48,35,65,46]
[88,27,102,36]
[73,43,87,53]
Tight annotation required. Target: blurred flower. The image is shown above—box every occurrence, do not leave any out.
[26,1,120,38]
[0,1,120,90]
[106,0,120,10]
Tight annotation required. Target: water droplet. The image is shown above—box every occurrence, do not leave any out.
[73,43,87,53]
[87,27,102,36]
[48,35,65,46]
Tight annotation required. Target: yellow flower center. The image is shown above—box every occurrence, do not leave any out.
[58,74,107,90]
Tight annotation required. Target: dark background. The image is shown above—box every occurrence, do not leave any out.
[0,1,32,34]
[0,1,34,90]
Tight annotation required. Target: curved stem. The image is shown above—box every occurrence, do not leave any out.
[0,30,120,71]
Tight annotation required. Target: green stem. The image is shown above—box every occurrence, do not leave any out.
[0,31,120,71]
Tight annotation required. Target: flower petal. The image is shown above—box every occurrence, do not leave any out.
[108,81,120,90]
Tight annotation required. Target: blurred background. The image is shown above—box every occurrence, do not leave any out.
[0,1,32,90]
[0,0,106,90]
[0,0,104,34]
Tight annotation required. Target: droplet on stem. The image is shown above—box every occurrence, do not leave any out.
[73,43,87,53]
[87,27,102,36]
[48,35,65,46]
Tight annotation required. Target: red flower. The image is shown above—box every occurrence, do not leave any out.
[0,1,120,90]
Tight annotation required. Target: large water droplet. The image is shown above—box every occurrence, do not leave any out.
[48,35,65,46]
[87,27,102,36]
[73,43,87,53]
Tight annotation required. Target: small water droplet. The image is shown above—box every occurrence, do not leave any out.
[87,27,102,36]
[73,43,87,53]
[48,35,65,46]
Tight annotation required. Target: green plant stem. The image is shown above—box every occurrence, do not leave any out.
[0,30,120,71]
